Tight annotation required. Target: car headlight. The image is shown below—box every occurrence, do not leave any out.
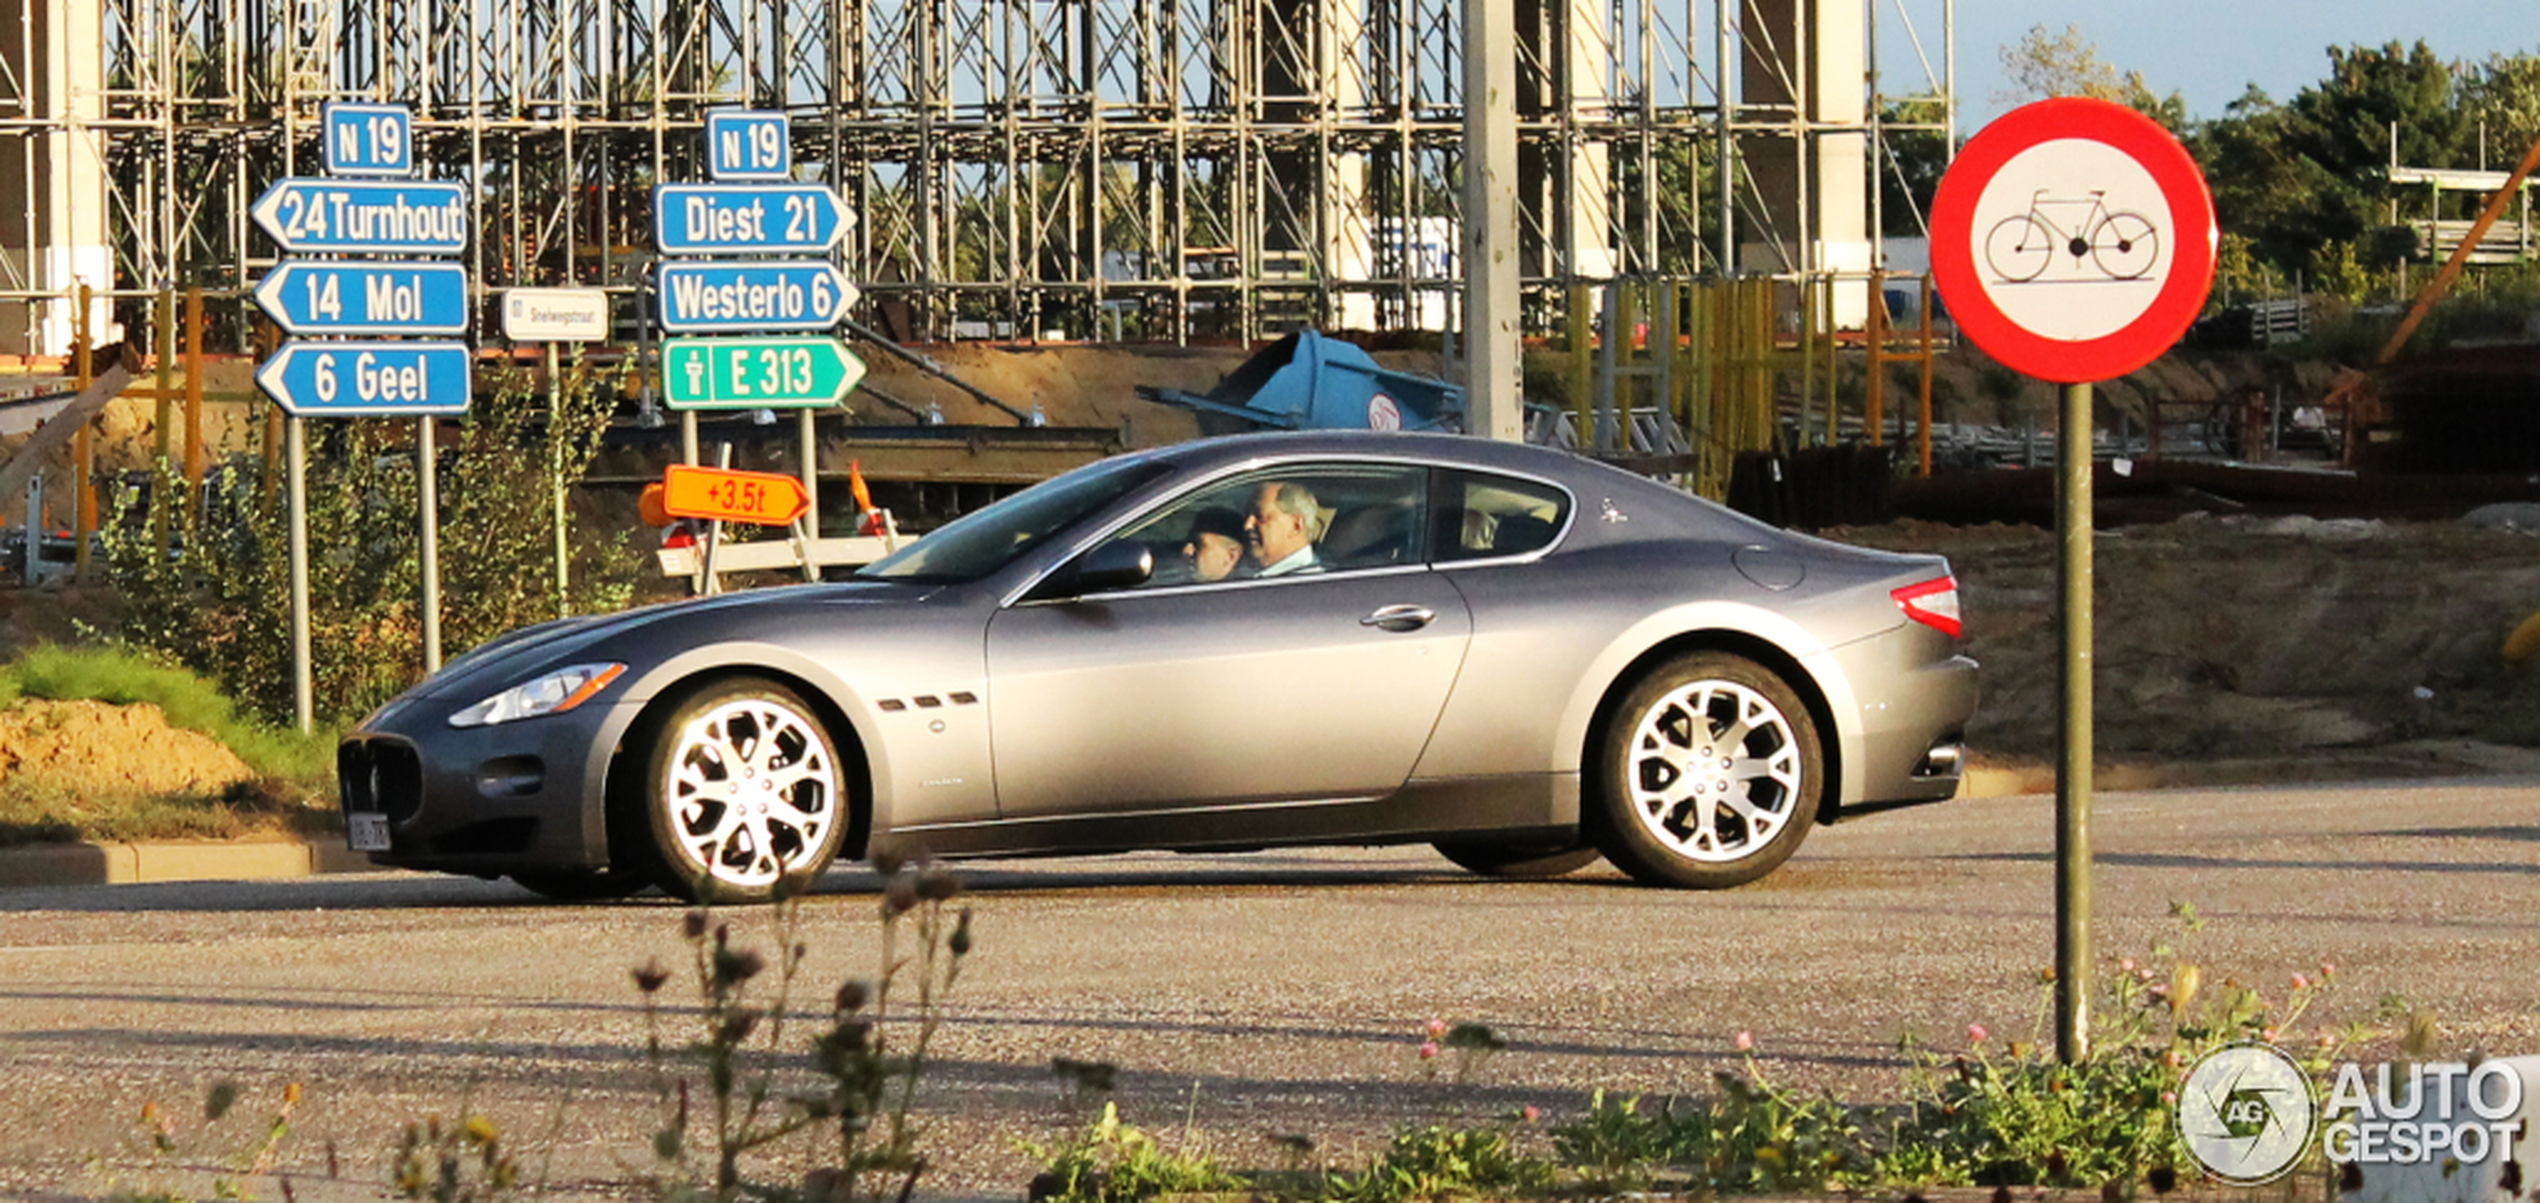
[448,662,626,728]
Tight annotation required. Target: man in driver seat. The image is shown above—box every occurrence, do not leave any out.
[1243,481,1325,577]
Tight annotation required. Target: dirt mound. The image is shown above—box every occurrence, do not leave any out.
[0,699,256,797]
[1833,514,2540,781]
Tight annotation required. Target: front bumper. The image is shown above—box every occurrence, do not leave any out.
[338,695,635,875]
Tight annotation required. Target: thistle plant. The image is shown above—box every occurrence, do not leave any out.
[109,1080,302,1203]
[629,854,973,1203]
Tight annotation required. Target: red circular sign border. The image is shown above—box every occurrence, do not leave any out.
[1929,97,2216,384]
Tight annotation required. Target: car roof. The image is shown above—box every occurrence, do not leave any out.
[1137,430,1611,482]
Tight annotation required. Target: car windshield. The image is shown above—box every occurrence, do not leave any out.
[856,456,1172,584]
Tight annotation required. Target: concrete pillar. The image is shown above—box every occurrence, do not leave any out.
[1736,0,1870,323]
[0,0,117,356]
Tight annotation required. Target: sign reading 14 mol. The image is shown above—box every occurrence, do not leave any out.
[660,336,865,410]
[252,178,470,255]
[255,340,474,416]
[657,261,858,332]
[652,183,851,256]
[253,261,470,335]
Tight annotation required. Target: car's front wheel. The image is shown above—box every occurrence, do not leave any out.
[1592,652,1822,889]
[1433,840,1601,879]
[638,678,850,904]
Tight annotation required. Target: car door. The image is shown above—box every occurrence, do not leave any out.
[982,463,1472,818]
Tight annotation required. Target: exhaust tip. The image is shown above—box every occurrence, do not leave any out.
[1914,742,1964,778]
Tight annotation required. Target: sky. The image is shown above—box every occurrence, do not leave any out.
[1953,0,2540,128]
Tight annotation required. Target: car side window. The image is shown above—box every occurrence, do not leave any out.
[1098,464,1429,589]
[1429,470,1570,562]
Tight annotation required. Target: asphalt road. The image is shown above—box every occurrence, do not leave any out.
[2,778,2535,1201]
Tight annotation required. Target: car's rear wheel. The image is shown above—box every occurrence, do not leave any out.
[638,678,849,904]
[509,867,652,902]
[1592,652,1822,889]
[1432,841,1601,879]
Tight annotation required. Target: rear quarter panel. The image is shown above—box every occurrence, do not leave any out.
[1413,482,1948,807]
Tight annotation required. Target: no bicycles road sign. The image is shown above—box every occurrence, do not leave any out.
[1930,97,2216,384]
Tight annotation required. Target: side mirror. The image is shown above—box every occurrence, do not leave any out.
[1066,541,1153,596]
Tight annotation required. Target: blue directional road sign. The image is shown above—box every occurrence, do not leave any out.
[253,261,471,335]
[653,183,850,256]
[323,103,415,177]
[707,111,791,181]
[251,178,469,255]
[657,260,858,333]
[256,341,474,416]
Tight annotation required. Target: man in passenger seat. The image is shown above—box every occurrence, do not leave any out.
[1242,481,1325,577]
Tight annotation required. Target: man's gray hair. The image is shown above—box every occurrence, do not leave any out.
[1268,480,1318,523]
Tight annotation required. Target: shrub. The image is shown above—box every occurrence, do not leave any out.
[103,359,637,729]
[1022,1104,1244,1203]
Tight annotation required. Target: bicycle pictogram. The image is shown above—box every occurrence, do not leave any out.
[1984,190,2159,283]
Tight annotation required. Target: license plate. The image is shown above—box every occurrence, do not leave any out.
[348,812,391,852]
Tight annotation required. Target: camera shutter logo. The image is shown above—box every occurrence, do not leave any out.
[2179,1042,2318,1184]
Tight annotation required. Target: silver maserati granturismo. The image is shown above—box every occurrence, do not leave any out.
[339,431,1977,902]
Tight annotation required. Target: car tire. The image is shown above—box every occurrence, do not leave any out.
[638,678,850,904]
[1432,841,1601,879]
[508,867,652,902]
[1591,652,1822,889]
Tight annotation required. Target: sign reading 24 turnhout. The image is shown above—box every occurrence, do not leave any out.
[251,178,470,255]
[1929,97,2217,384]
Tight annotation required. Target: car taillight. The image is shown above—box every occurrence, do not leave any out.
[1892,576,1963,639]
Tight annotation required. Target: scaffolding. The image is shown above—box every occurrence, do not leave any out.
[0,0,1952,354]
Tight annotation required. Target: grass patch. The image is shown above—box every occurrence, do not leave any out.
[1,644,336,782]
[0,645,339,847]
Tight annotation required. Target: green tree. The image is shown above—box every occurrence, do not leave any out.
[1878,98,1949,238]
[2194,41,2474,280]
[1996,24,2187,130]
[2459,52,2540,165]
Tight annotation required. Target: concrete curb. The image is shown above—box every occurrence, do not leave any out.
[0,837,372,891]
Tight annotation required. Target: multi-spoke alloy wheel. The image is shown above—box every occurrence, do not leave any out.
[1593,653,1822,888]
[641,679,848,903]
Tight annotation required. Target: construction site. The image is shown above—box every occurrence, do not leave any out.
[0,0,1977,541]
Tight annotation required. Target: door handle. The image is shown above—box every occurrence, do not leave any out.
[1360,604,1436,632]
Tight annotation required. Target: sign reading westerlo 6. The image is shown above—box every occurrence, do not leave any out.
[656,261,858,333]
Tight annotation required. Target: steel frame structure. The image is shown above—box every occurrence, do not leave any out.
[0,0,1951,351]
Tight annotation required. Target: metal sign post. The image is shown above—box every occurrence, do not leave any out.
[254,101,475,700]
[286,414,313,733]
[2057,378,2095,1055]
[550,342,569,616]
[419,414,440,674]
[1928,97,2217,1064]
